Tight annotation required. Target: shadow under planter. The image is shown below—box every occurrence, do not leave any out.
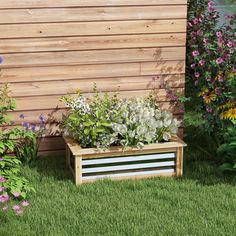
[63,135,187,185]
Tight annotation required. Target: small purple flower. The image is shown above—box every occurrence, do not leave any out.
[22,122,30,130]
[31,124,36,132]
[192,50,199,57]
[190,63,196,69]
[0,186,5,192]
[218,76,224,82]
[0,56,3,64]
[12,205,21,211]
[0,176,6,183]
[19,114,25,119]
[13,192,20,198]
[0,157,3,161]
[187,22,193,28]
[216,57,224,65]
[39,114,45,122]
[193,18,199,25]
[21,201,30,207]
[199,60,205,66]
[194,72,200,78]
[0,194,9,203]
[208,1,215,7]
[206,107,213,113]
[205,77,211,82]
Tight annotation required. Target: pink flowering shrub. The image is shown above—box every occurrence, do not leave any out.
[186,0,236,132]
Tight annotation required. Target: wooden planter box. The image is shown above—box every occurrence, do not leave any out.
[63,136,186,185]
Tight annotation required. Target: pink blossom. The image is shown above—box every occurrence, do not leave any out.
[227,41,233,48]
[191,64,196,69]
[206,107,213,113]
[225,14,234,20]
[0,186,5,192]
[208,6,214,12]
[0,176,6,183]
[13,192,20,198]
[192,50,199,57]
[15,210,23,216]
[21,201,30,207]
[187,22,193,28]
[203,38,208,44]
[199,60,205,66]
[206,77,211,82]
[216,57,224,64]
[12,205,21,211]
[195,72,200,78]
[216,31,222,38]
[208,1,215,7]
[0,194,9,203]
[0,157,3,161]
[193,18,199,25]
[233,68,236,73]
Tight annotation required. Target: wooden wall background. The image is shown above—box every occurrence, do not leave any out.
[0,0,187,156]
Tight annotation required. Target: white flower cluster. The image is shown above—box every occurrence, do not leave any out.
[65,96,90,113]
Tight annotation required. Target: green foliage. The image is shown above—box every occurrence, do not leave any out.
[61,88,181,149]
[218,121,236,179]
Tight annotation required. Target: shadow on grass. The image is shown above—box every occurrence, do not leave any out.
[29,155,73,182]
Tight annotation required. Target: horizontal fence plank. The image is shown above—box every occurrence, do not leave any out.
[9,102,182,125]
[0,1,188,9]
[0,47,186,68]
[0,33,186,53]
[1,61,185,82]
[0,20,187,39]
[82,153,175,165]
[12,88,184,111]
[82,168,175,181]
[6,74,184,97]
[82,161,175,173]
[0,6,187,24]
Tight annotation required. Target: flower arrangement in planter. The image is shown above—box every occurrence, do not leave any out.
[61,89,186,185]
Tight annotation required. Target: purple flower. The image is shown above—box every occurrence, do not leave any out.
[31,124,36,132]
[22,201,30,207]
[13,192,20,198]
[0,157,3,161]
[12,205,21,211]
[208,1,215,7]
[193,18,199,25]
[208,6,214,12]
[0,176,6,183]
[218,76,224,82]
[194,72,200,78]
[0,186,5,192]
[0,194,9,203]
[187,22,193,28]
[39,114,45,122]
[206,107,213,113]
[199,60,205,66]
[216,57,224,64]
[19,114,25,119]
[192,50,199,57]
[205,77,211,82]
[22,122,30,130]
[0,56,3,64]
[191,63,196,69]
[216,31,222,38]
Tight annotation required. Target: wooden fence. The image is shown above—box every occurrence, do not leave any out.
[0,0,187,155]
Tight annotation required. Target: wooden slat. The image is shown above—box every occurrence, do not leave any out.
[0,20,187,39]
[0,6,187,24]
[1,61,185,83]
[6,75,184,97]
[13,88,184,111]
[0,47,186,68]
[0,1,188,9]
[82,153,175,165]
[0,33,186,53]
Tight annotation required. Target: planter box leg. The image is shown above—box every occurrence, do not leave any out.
[176,147,183,177]
[65,145,71,167]
[75,156,82,185]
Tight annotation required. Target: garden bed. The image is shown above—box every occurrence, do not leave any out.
[63,135,186,185]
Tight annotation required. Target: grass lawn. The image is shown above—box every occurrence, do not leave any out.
[1,152,235,236]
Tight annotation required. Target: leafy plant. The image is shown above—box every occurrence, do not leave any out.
[60,88,181,149]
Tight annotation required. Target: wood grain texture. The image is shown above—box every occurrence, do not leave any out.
[0,0,187,9]
[1,61,185,83]
[1,47,186,68]
[0,20,187,39]
[0,6,187,24]
[0,33,186,53]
